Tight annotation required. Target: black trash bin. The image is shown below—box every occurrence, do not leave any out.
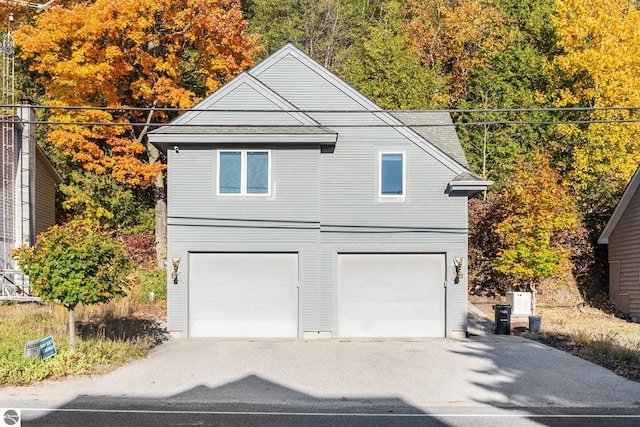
[494,304,512,335]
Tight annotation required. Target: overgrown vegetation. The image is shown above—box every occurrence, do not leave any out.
[2,226,167,387]
[0,294,166,387]
[473,293,640,382]
[522,304,640,382]
[13,220,134,354]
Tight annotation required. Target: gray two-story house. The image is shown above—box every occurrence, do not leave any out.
[149,43,491,339]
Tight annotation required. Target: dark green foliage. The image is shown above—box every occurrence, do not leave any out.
[337,1,441,109]
[59,170,155,233]
[456,0,561,187]
[13,220,133,311]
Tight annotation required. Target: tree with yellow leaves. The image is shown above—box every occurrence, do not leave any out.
[404,0,505,106]
[14,0,260,264]
[552,0,640,220]
[493,152,580,297]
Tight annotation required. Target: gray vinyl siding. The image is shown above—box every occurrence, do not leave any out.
[607,186,640,317]
[167,145,319,222]
[158,44,481,338]
[34,151,58,237]
[166,138,469,336]
[319,128,465,228]
[166,144,321,334]
[252,55,371,111]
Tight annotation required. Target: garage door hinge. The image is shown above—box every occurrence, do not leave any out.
[297,281,300,289]
[444,281,447,288]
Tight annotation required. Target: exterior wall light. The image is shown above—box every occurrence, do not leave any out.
[172,257,182,284]
[453,257,464,281]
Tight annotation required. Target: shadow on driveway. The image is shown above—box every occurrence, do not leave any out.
[25,374,439,426]
[4,313,640,426]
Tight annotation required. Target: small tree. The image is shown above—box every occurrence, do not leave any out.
[492,152,579,311]
[13,220,133,354]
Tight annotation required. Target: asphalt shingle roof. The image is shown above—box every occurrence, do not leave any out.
[390,111,469,169]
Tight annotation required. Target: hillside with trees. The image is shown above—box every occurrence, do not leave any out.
[244,0,640,306]
[4,0,640,307]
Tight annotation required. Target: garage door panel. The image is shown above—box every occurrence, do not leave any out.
[340,285,433,302]
[192,302,297,319]
[189,253,298,338]
[341,319,438,338]
[191,319,297,338]
[337,253,445,337]
[339,302,435,319]
[204,287,297,303]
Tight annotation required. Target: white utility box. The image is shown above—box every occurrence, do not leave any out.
[506,292,532,315]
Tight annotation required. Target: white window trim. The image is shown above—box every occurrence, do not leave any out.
[378,151,406,201]
[217,149,271,196]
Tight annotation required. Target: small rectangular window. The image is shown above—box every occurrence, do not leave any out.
[219,151,241,194]
[247,151,269,194]
[218,150,270,196]
[380,152,404,196]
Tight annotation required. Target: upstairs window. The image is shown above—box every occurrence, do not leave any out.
[218,150,270,195]
[380,152,405,197]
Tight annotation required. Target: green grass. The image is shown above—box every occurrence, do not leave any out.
[0,294,166,387]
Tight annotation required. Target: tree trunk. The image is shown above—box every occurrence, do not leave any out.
[137,104,166,269]
[530,282,537,315]
[147,142,167,268]
[68,307,76,355]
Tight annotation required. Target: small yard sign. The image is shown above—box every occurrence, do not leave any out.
[24,340,41,358]
[39,336,57,360]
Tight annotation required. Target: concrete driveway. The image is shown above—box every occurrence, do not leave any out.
[1,306,640,425]
[2,334,639,414]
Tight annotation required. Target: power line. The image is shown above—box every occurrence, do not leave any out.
[1,119,640,128]
[1,104,638,114]
[1,104,639,127]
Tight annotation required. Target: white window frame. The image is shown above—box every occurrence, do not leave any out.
[378,151,406,201]
[217,149,271,196]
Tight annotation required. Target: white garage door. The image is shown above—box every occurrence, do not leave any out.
[189,253,298,338]
[337,253,446,337]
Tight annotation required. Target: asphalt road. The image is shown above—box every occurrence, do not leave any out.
[2,332,640,426]
[9,405,640,427]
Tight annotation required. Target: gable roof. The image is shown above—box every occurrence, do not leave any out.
[390,111,469,169]
[0,116,63,184]
[167,72,323,127]
[149,43,491,190]
[599,165,640,244]
[36,145,64,184]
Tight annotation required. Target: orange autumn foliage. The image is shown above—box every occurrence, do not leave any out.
[404,0,505,106]
[15,0,261,187]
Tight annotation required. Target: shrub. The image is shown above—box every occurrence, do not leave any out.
[13,219,133,354]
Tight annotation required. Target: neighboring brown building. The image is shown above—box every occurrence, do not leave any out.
[599,166,640,321]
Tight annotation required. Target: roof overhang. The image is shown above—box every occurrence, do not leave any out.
[448,173,493,196]
[36,145,64,184]
[148,125,338,150]
[598,165,640,244]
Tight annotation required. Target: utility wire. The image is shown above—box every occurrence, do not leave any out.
[2,104,639,114]
[1,104,639,127]
[1,119,640,127]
